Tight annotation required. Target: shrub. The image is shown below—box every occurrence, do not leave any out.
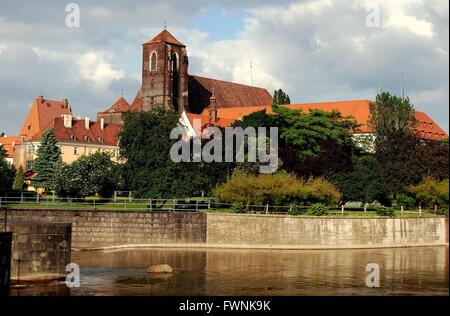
[408,177,449,208]
[214,171,341,208]
[307,203,329,216]
[376,207,395,217]
[230,202,245,214]
[396,194,416,208]
[288,204,302,216]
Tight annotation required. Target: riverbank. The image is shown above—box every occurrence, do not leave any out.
[1,209,447,251]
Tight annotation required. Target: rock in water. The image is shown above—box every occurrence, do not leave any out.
[147,264,173,274]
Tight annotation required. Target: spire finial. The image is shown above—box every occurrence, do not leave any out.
[121,89,124,98]
[164,21,167,30]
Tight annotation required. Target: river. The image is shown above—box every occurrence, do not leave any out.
[10,246,448,296]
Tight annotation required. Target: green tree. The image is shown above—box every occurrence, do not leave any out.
[369,92,417,139]
[331,155,389,205]
[119,107,233,198]
[273,105,358,158]
[0,145,15,193]
[12,166,25,191]
[272,89,291,105]
[32,128,61,192]
[54,152,116,197]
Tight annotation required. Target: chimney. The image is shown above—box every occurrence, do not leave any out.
[84,117,90,130]
[208,91,217,125]
[100,118,105,130]
[38,96,44,103]
[63,98,69,108]
[63,114,72,128]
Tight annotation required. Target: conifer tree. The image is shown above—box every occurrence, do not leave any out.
[13,165,25,191]
[32,128,61,192]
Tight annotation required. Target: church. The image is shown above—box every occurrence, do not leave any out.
[97,29,273,125]
[97,29,448,142]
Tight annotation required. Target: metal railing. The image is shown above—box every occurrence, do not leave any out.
[0,196,446,216]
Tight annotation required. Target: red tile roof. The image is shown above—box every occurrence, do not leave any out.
[19,97,72,141]
[188,75,273,113]
[130,89,143,111]
[144,29,185,47]
[199,100,448,140]
[31,117,122,147]
[99,97,130,114]
[0,136,21,158]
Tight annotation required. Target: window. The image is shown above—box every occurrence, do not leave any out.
[98,137,104,143]
[59,146,64,154]
[430,123,433,129]
[70,135,77,141]
[150,51,157,72]
[73,147,79,155]
[85,136,91,142]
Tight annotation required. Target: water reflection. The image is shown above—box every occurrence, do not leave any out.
[11,246,449,296]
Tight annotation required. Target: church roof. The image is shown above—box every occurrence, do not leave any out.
[100,97,130,114]
[188,75,273,113]
[144,29,185,47]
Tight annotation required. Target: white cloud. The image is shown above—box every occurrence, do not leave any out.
[77,52,124,88]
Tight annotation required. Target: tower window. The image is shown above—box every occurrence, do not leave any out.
[150,52,157,72]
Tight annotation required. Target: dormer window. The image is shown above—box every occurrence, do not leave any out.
[98,137,104,143]
[150,51,157,72]
[85,136,91,142]
[430,123,433,129]
[70,135,77,141]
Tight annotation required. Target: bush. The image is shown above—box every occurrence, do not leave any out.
[396,194,416,208]
[408,177,449,207]
[307,203,329,216]
[376,207,395,217]
[288,204,302,216]
[230,202,245,214]
[213,171,341,208]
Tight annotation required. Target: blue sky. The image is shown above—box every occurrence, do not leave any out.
[0,0,448,135]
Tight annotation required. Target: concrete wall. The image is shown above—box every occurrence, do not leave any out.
[1,210,447,250]
[2,210,207,249]
[206,214,449,249]
[1,221,71,282]
[0,232,12,295]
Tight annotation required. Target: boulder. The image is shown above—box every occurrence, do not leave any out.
[147,264,173,274]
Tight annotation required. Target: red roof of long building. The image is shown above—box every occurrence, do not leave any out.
[99,97,130,114]
[30,117,121,146]
[198,100,448,140]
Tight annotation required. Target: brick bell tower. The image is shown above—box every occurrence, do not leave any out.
[141,29,189,112]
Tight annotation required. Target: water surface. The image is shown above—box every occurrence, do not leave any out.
[11,246,449,296]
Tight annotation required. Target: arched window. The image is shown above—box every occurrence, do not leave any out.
[172,52,179,72]
[150,52,157,72]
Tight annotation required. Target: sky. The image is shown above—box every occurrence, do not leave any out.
[0,0,448,135]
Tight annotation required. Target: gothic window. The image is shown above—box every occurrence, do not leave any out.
[150,51,157,72]
[172,52,179,72]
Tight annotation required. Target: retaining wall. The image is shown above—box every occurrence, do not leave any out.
[0,209,447,250]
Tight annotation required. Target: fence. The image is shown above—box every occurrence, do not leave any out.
[0,196,445,217]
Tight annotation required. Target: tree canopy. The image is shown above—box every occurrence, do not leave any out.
[369,92,417,139]
[272,89,291,105]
